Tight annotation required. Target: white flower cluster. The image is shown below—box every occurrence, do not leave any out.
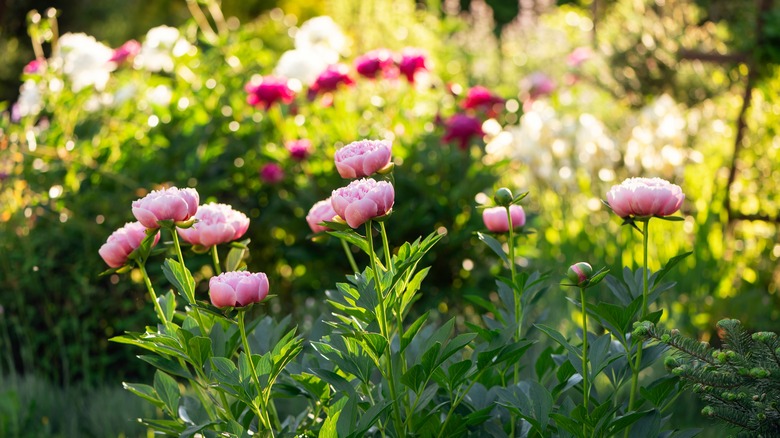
[274,16,347,86]
[134,25,192,73]
[485,95,702,189]
[53,33,114,92]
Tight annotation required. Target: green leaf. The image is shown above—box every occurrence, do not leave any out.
[153,370,181,417]
[138,355,193,380]
[225,240,249,272]
[162,258,196,304]
[158,291,176,323]
[402,311,429,353]
[187,336,212,370]
[122,382,164,409]
[536,324,582,359]
[209,357,240,387]
[643,310,664,325]
[477,232,509,266]
[640,376,679,407]
[138,418,186,435]
[651,251,692,289]
[291,372,330,401]
[496,381,552,433]
[447,360,474,389]
[348,400,392,438]
[327,229,370,254]
[360,333,388,363]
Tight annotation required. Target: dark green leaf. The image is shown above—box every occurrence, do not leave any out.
[402,311,429,353]
[153,370,181,417]
[477,232,509,266]
[138,355,193,380]
[122,382,164,409]
[187,336,212,370]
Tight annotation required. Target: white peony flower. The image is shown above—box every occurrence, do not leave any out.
[274,49,329,85]
[135,25,192,72]
[294,16,346,64]
[14,80,43,119]
[53,33,114,92]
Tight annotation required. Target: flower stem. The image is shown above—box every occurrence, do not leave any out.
[211,245,221,275]
[341,239,359,274]
[580,286,590,435]
[171,228,209,335]
[366,220,404,435]
[138,261,168,329]
[379,222,392,268]
[628,219,650,414]
[238,310,275,436]
[505,206,522,438]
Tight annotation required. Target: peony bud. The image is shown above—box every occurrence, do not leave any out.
[178,203,250,248]
[482,205,525,233]
[606,177,684,218]
[132,187,200,229]
[334,139,392,179]
[567,262,593,286]
[493,188,514,207]
[331,178,394,228]
[209,271,269,308]
[99,221,160,268]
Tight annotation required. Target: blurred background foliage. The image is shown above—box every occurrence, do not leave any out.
[0,0,779,435]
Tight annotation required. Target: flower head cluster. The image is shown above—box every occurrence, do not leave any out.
[209,271,269,308]
[442,114,484,150]
[134,25,191,72]
[307,64,354,101]
[132,187,200,229]
[334,139,392,179]
[178,203,250,248]
[462,86,504,115]
[331,178,394,228]
[99,221,160,268]
[606,177,684,218]
[260,163,285,184]
[286,139,312,161]
[398,48,429,83]
[482,205,526,233]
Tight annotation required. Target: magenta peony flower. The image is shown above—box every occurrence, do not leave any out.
[209,271,269,308]
[442,114,484,150]
[132,187,199,229]
[99,221,160,268]
[397,48,429,83]
[606,177,685,218]
[331,178,394,228]
[109,40,141,64]
[245,76,296,109]
[23,59,45,74]
[482,205,526,233]
[178,203,250,248]
[307,64,354,100]
[286,139,312,161]
[354,48,396,79]
[306,198,338,233]
[461,85,504,115]
[334,139,392,179]
[260,163,285,184]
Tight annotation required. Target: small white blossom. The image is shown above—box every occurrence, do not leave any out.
[53,33,114,92]
[135,25,191,72]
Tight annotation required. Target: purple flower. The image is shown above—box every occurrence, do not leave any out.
[209,271,269,308]
[23,59,45,74]
[334,139,392,179]
[306,198,338,233]
[132,187,200,229]
[245,76,296,109]
[606,177,685,218]
[99,222,160,268]
[461,85,504,116]
[482,205,526,233]
[178,203,250,247]
[442,114,484,150]
[331,178,394,228]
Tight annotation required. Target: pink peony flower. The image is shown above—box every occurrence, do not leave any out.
[99,221,160,268]
[354,49,396,79]
[178,203,250,247]
[132,187,200,229]
[462,85,504,116]
[209,271,269,308]
[286,139,313,161]
[331,178,394,228]
[522,72,556,100]
[109,40,141,64]
[260,163,284,184]
[245,76,296,109]
[606,177,685,218]
[23,59,45,74]
[442,114,484,150]
[567,47,593,68]
[306,198,338,233]
[334,139,392,179]
[307,64,354,100]
[482,205,526,233]
[397,48,429,83]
